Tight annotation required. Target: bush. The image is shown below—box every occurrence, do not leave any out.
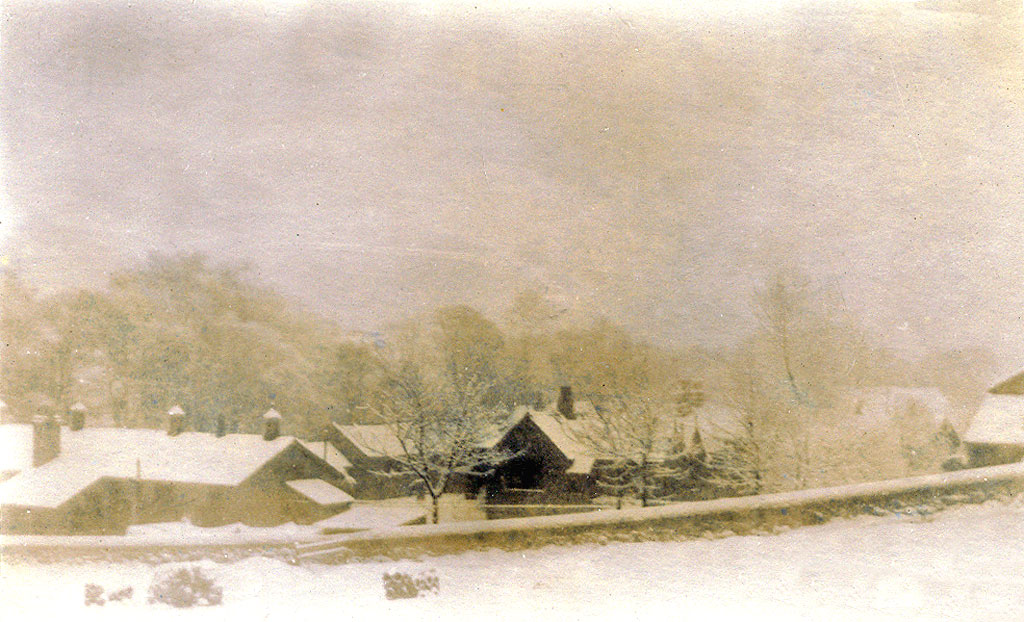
[382,569,439,600]
[84,584,134,605]
[148,566,223,608]
[84,584,105,606]
[108,587,134,602]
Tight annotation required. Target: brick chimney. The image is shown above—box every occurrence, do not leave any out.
[167,405,186,437]
[557,386,575,419]
[263,408,282,441]
[32,414,61,467]
[68,402,87,431]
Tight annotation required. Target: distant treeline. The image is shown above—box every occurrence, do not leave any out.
[0,253,1000,480]
[0,253,698,437]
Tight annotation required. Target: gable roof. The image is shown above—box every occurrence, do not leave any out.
[285,479,354,506]
[990,371,1024,396]
[526,412,597,474]
[0,426,305,509]
[496,407,598,474]
[502,399,746,467]
[964,394,1024,446]
[297,440,356,486]
[332,423,408,459]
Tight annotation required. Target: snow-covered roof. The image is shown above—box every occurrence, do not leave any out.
[285,479,354,506]
[0,424,34,474]
[527,412,597,474]
[263,408,282,419]
[298,440,353,470]
[498,401,736,473]
[167,405,185,416]
[315,504,426,533]
[0,427,301,509]
[496,407,598,473]
[964,394,1024,446]
[333,423,408,458]
[989,371,1024,395]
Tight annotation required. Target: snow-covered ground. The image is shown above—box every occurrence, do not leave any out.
[3,499,1023,622]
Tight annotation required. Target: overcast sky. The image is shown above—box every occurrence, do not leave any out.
[1,0,1022,371]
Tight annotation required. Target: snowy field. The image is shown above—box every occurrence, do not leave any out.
[3,499,1023,622]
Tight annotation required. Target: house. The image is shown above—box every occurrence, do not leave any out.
[964,372,1024,467]
[488,405,597,502]
[492,390,774,501]
[326,423,407,472]
[297,439,358,488]
[483,387,608,503]
[0,406,354,535]
[322,422,424,498]
[324,386,725,504]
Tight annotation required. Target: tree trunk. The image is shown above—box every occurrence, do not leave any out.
[640,457,649,508]
[431,495,440,524]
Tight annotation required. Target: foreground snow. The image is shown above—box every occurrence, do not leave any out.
[3,499,1023,622]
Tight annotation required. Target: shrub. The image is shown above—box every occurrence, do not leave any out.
[382,569,439,600]
[108,586,134,602]
[148,566,223,608]
[84,584,105,606]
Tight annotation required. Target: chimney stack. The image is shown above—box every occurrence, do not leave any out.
[263,408,282,441]
[557,386,575,419]
[32,414,61,467]
[167,405,186,437]
[68,402,87,431]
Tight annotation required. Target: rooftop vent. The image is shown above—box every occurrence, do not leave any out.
[167,405,186,437]
[557,386,575,419]
[263,408,282,441]
[68,402,87,431]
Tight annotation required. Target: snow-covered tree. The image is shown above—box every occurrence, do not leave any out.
[366,365,511,523]
[565,393,703,508]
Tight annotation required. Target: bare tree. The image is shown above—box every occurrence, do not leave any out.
[705,267,878,496]
[363,365,511,523]
[566,392,701,508]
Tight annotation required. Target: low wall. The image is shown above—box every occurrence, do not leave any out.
[484,504,604,520]
[0,534,309,564]
[6,463,1024,565]
[297,461,1024,564]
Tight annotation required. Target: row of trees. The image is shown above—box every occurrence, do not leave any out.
[1,253,994,514]
[2,256,337,436]
[0,253,693,433]
[695,271,982,494]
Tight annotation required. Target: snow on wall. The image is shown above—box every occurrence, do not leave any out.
[299,461,1024,562]
[6,462,1024,564]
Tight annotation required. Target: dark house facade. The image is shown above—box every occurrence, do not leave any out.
[486,407,597,504]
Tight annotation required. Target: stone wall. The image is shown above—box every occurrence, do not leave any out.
[298,461,1024,563]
